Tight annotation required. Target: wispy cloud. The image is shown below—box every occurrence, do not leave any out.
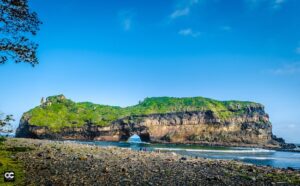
[178,28,201,37]
[287,124,296,129]
[269,63,300,75]
[170,8,190,19]
[123,18,132,31]
[296,47,300,54]
[119,10,134,31]
[273,0,286,9]
[220,26,232,32]
[246,0,287,10]
[170,0,200,19]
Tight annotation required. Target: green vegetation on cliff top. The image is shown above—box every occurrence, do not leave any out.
[26,95,263,132]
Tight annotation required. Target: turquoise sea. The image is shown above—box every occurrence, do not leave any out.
[74,140,300,170]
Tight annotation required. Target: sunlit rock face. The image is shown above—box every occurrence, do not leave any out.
[112,110,273,146]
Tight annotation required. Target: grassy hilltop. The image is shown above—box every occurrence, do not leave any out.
[25,95,263,132]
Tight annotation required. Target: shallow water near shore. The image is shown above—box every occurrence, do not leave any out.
[73,140,300,170]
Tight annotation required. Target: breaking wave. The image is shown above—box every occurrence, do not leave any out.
[154,147,275,153]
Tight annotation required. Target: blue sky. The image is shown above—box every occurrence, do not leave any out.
[1,0,300,143]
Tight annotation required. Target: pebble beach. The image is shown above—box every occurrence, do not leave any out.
[2,138,300,186]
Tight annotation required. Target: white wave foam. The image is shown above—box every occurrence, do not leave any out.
[63,140,76,144]
[237,156,300,161]
[238,157,274,160]
[154,147,275,153]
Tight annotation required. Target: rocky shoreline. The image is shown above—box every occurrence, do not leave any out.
[3,138,300,185]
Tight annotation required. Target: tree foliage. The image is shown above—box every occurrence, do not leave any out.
[0,0,41,66]
[0,113,14,133]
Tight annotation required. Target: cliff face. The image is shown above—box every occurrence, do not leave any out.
[16,95,286,148]
[113,110,272,145]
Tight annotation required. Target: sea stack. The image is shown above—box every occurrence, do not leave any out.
[16,95,293,149]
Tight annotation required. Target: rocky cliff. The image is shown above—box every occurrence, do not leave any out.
[16,95,291,148]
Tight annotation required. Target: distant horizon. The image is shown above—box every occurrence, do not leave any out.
[1,0,300,143]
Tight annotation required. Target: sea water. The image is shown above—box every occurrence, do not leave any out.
[127,134,142,143]
[74,140,300,170]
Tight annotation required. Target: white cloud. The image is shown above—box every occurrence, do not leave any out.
[170,8,190,19]
[269,63,300,75]
[170,0,200,19]
[119,10,134,31]
[178,28,201,37]
[246,0,287,10]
